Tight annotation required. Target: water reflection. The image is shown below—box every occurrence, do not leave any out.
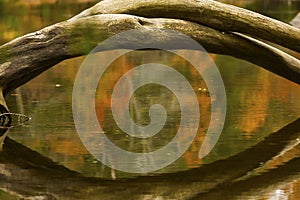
[1,0,300,199]
[0,118,299,199]
[4,50,300,197]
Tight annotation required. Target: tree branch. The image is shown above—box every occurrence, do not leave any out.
[73,0,300,52]
[1,14,299,96]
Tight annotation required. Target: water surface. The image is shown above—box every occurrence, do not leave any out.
[1,0,300,199]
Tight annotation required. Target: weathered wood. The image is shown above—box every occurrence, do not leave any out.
[1,14,299,96]
[73,0,300,52]
[0,0,299,94]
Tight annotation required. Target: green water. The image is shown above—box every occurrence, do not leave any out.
[0,0,300,199]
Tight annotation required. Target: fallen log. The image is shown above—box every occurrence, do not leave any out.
[0,14,299,96]
[73,0,300,52]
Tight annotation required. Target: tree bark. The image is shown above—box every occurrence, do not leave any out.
[73,0,300,52]
[0,14,299,96]
[0,0,299,95]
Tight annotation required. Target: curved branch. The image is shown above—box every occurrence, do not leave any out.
[73,0,300,52]
[0,14,299,96]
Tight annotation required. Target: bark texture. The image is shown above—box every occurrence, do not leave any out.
[0,14,299,95]
[0,0,299,95]
[73,0,300,52]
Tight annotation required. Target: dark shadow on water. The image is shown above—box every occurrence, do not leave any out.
[0,118,299,199]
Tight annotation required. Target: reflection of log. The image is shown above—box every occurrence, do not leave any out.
[0,118,299,199]
[191,148,300,200]
[0,138,82,199]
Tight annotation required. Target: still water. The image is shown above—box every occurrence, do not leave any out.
[0,0,300,199]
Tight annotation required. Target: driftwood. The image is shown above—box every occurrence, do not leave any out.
[0,0,300,96]
[73,0,300,53]
[1,14,300,97]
